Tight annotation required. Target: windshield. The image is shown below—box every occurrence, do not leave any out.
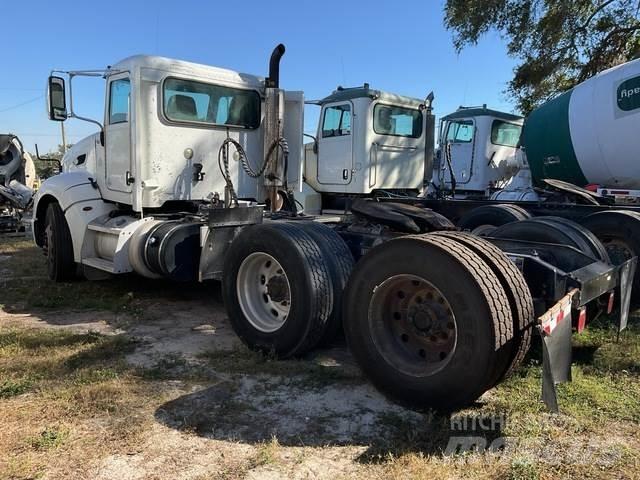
[445,120,474,143]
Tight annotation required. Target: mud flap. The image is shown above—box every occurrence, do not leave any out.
[616,257,637,333]
[538,289,577,412]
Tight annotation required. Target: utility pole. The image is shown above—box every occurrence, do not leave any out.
[60,122,67,153]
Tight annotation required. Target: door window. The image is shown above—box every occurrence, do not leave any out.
[445,120,474,143]
[322,104,351,137]
[109,78,131,124]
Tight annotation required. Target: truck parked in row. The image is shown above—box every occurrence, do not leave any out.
[32,45,635,411]
[432,58,640,202]
[422,58,640,301]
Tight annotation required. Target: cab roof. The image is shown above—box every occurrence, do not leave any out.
[109,55,265,89]
[442,107,523,123]
[318,85,424,108]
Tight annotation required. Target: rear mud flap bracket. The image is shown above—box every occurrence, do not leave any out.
[616,257,637,333]
[538,289,577,412]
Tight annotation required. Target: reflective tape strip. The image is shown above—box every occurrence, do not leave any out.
[538,289,579,336]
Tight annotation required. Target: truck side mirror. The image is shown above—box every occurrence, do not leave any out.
[47,76,67,121]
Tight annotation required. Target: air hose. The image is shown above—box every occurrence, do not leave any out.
[217,133,290,207]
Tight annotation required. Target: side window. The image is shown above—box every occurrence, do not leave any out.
[445,120,474,143]
[373,104,423,138]
[163,78,261,128]
[491,120,522,147]
[109,78,131,124]
[322,104,351,137]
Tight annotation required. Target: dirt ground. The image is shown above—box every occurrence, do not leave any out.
[1,235,639,479]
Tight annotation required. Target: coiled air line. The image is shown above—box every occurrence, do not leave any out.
[217,132,290,209]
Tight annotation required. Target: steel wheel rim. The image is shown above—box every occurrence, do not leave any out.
[236,252,291,333]
[601,237,634,265]
[368,274,457,377]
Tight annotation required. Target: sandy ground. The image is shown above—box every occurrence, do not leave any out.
[0,295,434,479]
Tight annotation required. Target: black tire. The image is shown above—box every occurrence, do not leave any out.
[298,221,354,345]
[222,222,332,358]
[492,217,608,261]
[343,234,513,410]
[527,216,610,263]
[458,204,531,236]
[580,210,640,304]
[44,202,76,281]
[431,231,534,382]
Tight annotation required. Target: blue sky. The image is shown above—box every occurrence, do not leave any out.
[1,0,518,153]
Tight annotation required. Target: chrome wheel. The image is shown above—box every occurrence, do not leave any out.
[236,252,291,333]
[368,274,457,376]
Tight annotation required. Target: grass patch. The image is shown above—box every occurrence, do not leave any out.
[252,436,280,467]
[508,458,539,480]
[28,426,69,450]
[0,236,210,313]
[0,326,162,478]
[491,317,640,436]
[0,377,32,398]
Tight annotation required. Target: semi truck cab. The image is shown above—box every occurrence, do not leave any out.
[433,107,525,197]
[305,86,432,197]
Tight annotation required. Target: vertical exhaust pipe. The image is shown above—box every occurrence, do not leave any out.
[266,44,286,88]
[263,44,287,212]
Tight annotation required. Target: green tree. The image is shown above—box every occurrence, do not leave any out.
[444,0,640,113]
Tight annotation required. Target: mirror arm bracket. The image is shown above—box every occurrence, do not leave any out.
[35,144,62,171]
[67,73,104,143]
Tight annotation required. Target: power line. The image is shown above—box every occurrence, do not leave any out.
[12,132,91,138]
[0,95,44,113]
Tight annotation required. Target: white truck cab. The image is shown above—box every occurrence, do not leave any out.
[34,48,302,279]
[305,85,430,196]
[433,106,525,197]
[51,55,304,210]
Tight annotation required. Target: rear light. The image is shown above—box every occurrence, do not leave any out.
[584,184,599,192]
[577,307,587,333]
[607,291,615,314]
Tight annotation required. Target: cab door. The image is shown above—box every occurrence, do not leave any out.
[105,74,132,193]
[443,119,475,185]
[317,102,353,185]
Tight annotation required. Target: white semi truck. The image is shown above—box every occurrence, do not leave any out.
[33,45,635,411]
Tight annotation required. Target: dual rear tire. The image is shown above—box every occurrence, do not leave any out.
[342,232,533,410]
[224,223,534,410]
[222,221,353,358]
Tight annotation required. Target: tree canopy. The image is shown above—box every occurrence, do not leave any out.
[444,0,640,113]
